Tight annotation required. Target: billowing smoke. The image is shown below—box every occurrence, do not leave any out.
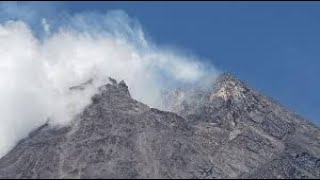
[0,9,220,158]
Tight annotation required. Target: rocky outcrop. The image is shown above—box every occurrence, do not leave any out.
[0,73,319,179]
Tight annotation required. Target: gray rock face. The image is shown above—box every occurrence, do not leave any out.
[0,73,319,179]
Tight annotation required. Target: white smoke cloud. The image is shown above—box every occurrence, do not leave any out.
[0,10,220,158]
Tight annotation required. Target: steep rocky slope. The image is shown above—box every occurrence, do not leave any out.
[0,74,319,179]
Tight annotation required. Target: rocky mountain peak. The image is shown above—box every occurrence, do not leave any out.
[209,73,250,102]
[92,77,132,106]
[0,73,319,179]
[161,73,252,118]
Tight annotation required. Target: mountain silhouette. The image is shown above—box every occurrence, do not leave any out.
[0,73,319,179]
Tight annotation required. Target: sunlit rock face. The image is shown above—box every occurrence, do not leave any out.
[0,73,319,179]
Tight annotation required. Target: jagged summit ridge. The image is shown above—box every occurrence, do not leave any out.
[97,77,130,96]
[0,73,319,179]
[161,72,252,118]
[210,73,250,102]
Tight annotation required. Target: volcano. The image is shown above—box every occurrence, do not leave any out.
[0,73,319,179]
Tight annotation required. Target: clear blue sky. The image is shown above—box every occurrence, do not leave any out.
[2,2,320,124]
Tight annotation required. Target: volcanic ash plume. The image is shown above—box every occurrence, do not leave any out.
[0,10,220,158]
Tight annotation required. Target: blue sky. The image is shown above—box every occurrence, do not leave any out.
[1,2,319,124]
